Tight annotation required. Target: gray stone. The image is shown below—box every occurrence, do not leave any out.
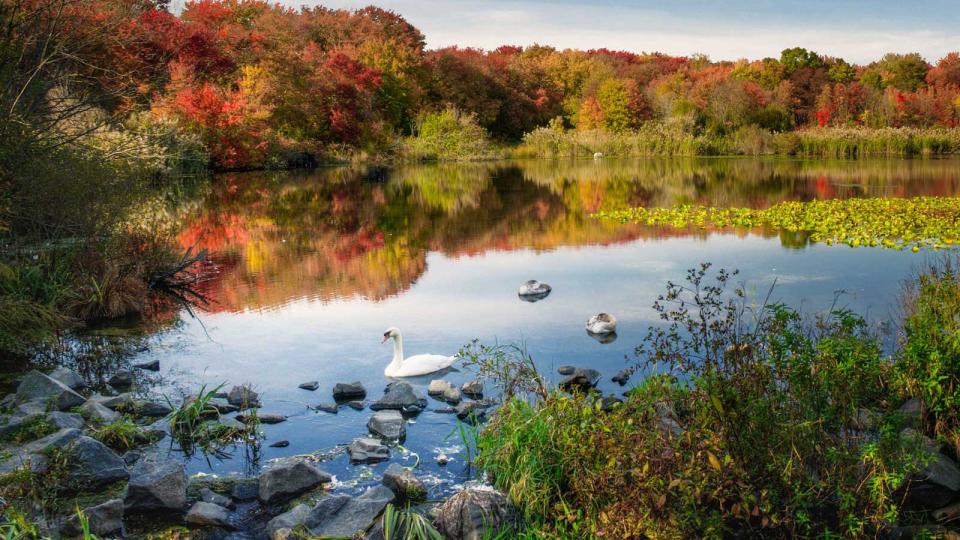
[557,365,576,375]
[0,411,45,439]
[14,399,48,416]
[259,459,332,504]
[266,503,311,537]
[367,410,405,441]
[558,368,601,392]
[382,463,426,502]
[209,398,240,414]
[186,501,235,528]
[455,400,493,423]
[436,454,449,466]
[306,485,395,538]
[345,400,365,411]
[133,400,171,418]
[899,397,926,427]
[611,368,631,386]
[461,379,484,398]
[898,428,960,510]
[46,411,84,430]
[108,369,133,389]
[315,402,338,414]
[24,427,82,454]
[333,382,366,401]
[60,499,123,537]
[134,359,160,371]
[122,451,142,466]
[15,370,85,411]
[92,393,135,411]
[49,367,86,391]
[227,385,260,408]
[230,478,260,501]
[298,381,319,391]
[237,413,285,424]
[428,380,452,396]
[370,382,426,414]
[269,440,290,448]
[81,399,121,424]
[348,438,390,464]
[66,436,129,487]
[435,487,520,540]
[442,387,462,405]
[200,487,235,509]
[125,459,188,512]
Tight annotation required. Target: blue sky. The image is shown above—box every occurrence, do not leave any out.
[274,0,959,63]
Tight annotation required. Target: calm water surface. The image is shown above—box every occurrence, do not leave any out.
[125,157,960,497]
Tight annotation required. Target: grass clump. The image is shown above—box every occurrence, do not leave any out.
[166,383,256,456]
[477,264,945,538]
[596,196,960,251]
[0,416,56,444]
[92,417,142,453]
[382,504,443,540]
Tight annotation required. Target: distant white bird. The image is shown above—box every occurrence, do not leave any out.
[382,327,456,377]
[586,313,617,335]
[593,152,604,159]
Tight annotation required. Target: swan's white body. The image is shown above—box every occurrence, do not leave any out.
[586,313,617,335]
[382,327,456,377]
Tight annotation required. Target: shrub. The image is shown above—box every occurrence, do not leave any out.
[404,108,499,161]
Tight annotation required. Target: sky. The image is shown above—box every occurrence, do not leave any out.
[256,0,960,64]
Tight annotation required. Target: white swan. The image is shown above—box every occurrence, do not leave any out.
[382,327,456,377]
[586,313,617,335]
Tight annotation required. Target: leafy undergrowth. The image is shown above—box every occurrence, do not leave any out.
[477,263,960,539]
[595,196,960,251]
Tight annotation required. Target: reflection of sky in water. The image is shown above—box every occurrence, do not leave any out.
[140,232,936,484]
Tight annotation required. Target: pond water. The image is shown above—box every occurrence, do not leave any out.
[124,157,960,498]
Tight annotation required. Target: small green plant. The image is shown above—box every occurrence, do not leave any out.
[0,506,39,540]
[92,417,141,452]
[382,504,443,540]
[76,507,100,540]
[166,383,225,434]
[0,416,55,444]
[165,383,258,457]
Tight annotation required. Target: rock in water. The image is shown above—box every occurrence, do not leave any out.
[332,382,366,401]
[370,382,426,414]
[517,279,551,302]
[611,369,631,386]
[315,402,338,414]
[461,379,484,398]
[348,438,390,464]
[442,387,462,405]
[186,501,235,528]
[108,369,133,389]
[298,381,319,391]
[270,440,290,448]
[227,385,260,408]
[200,487,236,509]
[585,312,617,335]
[125,459,188,512]
[49,367,86,391]
[427,379,452,396]
[558,368,601,392]
[60,499,123,537]
[557,365,576,375]
[306,485,395,538]
[382,463,426,502]
[15,370,85,411]
[81,399,120,424]
[367,410,405,441]
[259,459,331,504]
[435,487,520,540]
[133,359,160,371]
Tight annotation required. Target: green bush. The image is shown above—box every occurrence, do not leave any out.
[403,108,499,161]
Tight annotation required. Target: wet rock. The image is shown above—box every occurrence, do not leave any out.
[66,436,129,487]
[237,413,285,424]
[306,485,395,537]
[897,428,960,510]
[209,398,240,414]
[92,392,135,411]
[345,400,365,411]
[49,367,86,391]
[315,402,338,414]
[899,397,926,427]
[434,407,457,414]
[108,369,134,389]
[230,478,260,501]
[348,438,390,464]
[586,312,617,335]
[46,411,84,430]
[370,382,426,414]
[24,427,82,454]
[81,399,121,424]
[428,380,453,396]
[461,379,484,398]
[600,395,623,412]
[436,454,449,466]
[200,487,235,510]
[557,365,575,375]
[122,451,142,466]
[558,368,601,392]
[15,370,85,411]
[60,499,123,537]
[382,463,426,502]
[133,400,172,418]
[269,440,290,448]
[259,459,332,504]
[368,410,405,441]
[455,400,493,423]
[611,368,631,386]
[435,487,520,540]
[227,385,260,408]
[266,504,311,537]
[333,382,366,401]
[517,280,551,301]
[442,387,462,405]
[125,459,188,513]
[134,359,160,371]
[186,501,235,528]
[299,381,319,391]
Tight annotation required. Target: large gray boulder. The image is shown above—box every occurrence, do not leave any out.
[333,382,366,401]
[15,370,85,411]
[60,499,124,537]
[266,503,311,537]
[125,459,188,512]
[348,438,390,464]
[897,428,960,510]
[258,459,331,504]
[435,487,520,540]
[49,367,86,391]
[199,487,235,509]
[24,427,82,454]
[367,410,405,441]
[47,411,84,430]
[66,436,129,487]
[370,382,426,414]
[306,485,395,537]
[185,501,235,528]
[382,463,426,502]
[80,399,121,424]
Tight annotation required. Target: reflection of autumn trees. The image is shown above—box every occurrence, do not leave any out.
[175,159,960,312]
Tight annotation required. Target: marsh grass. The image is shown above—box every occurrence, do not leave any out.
[596,196,960,251]
[92,417,142,452]
[382,504,443,540]
[165,383,255,456]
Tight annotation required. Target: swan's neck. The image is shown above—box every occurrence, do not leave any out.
[389,334,405,368]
